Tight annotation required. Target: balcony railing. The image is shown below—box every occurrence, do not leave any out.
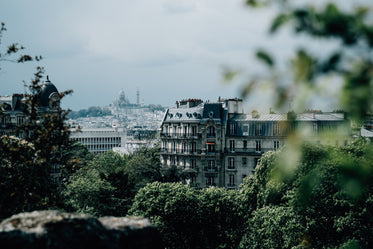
[203,167,218,172]
[160,132,202,139]
[159,148,202,155]
[225,148,264,154]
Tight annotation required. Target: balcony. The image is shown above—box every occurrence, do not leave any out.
[204,167,218,172]
[225,148,263,155]
[159,148,202,155]
[160,132,202,139]
[206,133,216,138]
[226,167,237,172]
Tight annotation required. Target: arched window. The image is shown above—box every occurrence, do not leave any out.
[207,126,215,137]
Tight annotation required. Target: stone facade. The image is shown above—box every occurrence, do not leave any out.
[160,99,351,189]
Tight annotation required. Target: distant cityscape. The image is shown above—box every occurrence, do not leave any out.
[68,88,166,155]
[2,78,373,189]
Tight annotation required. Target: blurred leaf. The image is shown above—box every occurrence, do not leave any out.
[256,50,274,67]
[240,80,256,98]
[222,68,240,82]
[270,13,291,33]
[319,52,342,73]
[291,49,317,83]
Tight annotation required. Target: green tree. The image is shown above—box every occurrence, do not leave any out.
[0,68,79,217]
[239,205,305,249]
[129,182,246,249]
[0,136,52,218]
[63,147,164,217]
[62,168,117,216]
[239,140,373,248]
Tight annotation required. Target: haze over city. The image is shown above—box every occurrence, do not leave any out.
[1,0,370,111]
[0,0,302,111]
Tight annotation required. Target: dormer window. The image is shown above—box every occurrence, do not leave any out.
[49,92,60,109]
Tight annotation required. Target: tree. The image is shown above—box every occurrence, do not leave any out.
[239,140,373,248]
[239,206,305,249]
[0,136,53,218]
[62,167,118,216]
[129,182,246,249]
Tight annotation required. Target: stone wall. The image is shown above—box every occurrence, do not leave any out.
[0,210,163,249]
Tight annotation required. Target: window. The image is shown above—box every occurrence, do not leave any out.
[207,143,215,153]
[228,157,235,169]
[243,140,247,149]
[242,125,249,136]
[273,122,280,135]
[191,176,196,184]
[184,126,188,136]
[229,175,235,186]
[207,126,215,137]
[254,158,260,168]
[229,140,235,152]
[1,116,7,126]
[255,140,261,152]
[255,123,262,136]
[182,142,187,153]
[242,157,247,166]
[207,160,215,171]
[206,176,215,186]
[274,140,280,150]
[172,142,176,153]
[16,116,25,125]
[191,159,196,169]
[192,126,197,136]
[164,126,169,135]
[191,142,196,153]
[229,123,237,135]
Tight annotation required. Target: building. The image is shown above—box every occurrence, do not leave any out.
[69,127,127,155]
[0,76,60,136]
[160,98,351,189]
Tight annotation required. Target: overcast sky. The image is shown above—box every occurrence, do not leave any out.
[0,0,363,111]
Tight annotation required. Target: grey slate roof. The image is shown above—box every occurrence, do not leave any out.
[230,113,345,122]
[164,104,204,122]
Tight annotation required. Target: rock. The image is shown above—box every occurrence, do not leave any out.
[0,210,163,249]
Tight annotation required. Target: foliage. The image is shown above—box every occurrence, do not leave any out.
[0,136,53,218]
[240,1,373,122]
[68,106,112,119]
[129,182,246,249]
[239,205,304,249]
[0,68,80,217]
[63,147,163,217]
[239,140,373,248]
[62,168,117,216]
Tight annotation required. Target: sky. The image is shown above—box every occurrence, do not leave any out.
[0,0,364,111]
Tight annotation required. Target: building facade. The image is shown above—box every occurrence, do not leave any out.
[69,127,127,155]
[160,98,351,189]
[0,77,60,136]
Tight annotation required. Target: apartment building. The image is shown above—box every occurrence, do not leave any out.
[160,98,350,189]
[69,127,127,155]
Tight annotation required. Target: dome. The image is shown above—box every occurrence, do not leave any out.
[40,76,59,107]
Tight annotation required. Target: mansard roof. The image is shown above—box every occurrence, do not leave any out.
[230,113,346,122]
